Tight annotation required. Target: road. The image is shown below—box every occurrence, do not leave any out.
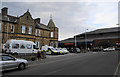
[2,51,120,77]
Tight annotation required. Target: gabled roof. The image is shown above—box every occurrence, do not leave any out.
[35,23,50,31]
[47,18,56,27]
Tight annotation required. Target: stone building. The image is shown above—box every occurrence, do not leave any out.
[1,7,59,48]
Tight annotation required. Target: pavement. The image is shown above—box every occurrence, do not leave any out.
[2,51,120,76]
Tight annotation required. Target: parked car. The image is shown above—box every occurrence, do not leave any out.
[62,48,69,54]
[41,45,60,55]
[74,48,81,53]
[103,47,115,52]
[68,48,74,53]
[0,53,28,71]
[57,48,65,55]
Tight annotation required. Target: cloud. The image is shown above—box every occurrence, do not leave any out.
[2,0,120,2]
[2,2,118,41]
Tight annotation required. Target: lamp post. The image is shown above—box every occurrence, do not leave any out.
[74,27,77,47]
[75,35,77,47]
[85,29,88,52]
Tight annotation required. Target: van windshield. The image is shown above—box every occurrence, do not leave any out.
[4,43,10,49]
[33,45,39,49]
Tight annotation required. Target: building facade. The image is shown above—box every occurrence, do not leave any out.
[59,27,120,49]
[1,7,59,48]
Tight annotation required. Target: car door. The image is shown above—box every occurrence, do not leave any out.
[2,55,18,71]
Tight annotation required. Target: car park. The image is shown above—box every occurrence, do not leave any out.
[0,53,28,71]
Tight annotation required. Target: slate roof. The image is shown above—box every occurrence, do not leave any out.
[47,18,56,27]
[35,23,50,31]
[1,13,17,23]
[77,27,119,36]
[7,15,17,23]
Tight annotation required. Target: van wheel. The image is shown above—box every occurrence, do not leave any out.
[18,63,25,70]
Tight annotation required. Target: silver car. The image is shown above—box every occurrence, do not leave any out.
[0,53,28,71]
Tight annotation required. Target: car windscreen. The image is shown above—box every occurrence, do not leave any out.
[50,48,56,51]
[76,48,80,51]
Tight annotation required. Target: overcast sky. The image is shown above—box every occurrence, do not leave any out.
[1,0,119,41]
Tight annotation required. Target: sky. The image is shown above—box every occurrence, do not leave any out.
[1,0,119,41]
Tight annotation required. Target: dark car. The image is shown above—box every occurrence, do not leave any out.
[73,48,81,53]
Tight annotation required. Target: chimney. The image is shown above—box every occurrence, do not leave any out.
[1,7,8,16]
[35,18,40,24]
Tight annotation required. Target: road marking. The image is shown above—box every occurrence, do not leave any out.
[47,55,65,58]
[44,68,64,75]
[114,61,120,77]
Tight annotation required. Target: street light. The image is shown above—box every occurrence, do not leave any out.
[75,35,77,47]
[85,29,88,51]
[74,28,77,47]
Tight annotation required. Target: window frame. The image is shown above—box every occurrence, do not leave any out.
[22,25,26,34]
[28,27,32,34]
[35,29,37,36]
[38,30,40,36]
[51,32,53,38]
[12,43,19,49]
[11,25,14,33]
[2,55,15,61]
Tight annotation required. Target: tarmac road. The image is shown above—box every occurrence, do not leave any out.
[2,51,120,77]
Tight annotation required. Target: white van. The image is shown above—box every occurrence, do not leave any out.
[4,39,38,55]
[41,45,60,55]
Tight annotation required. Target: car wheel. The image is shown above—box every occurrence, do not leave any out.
[18,63,25,70]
